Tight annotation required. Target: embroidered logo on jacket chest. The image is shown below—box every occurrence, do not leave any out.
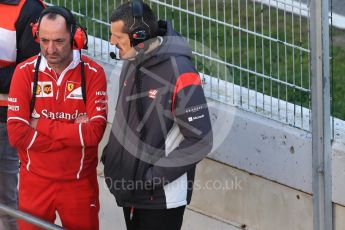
[32,81,53,97]
[64,81,83,100]
[148,89,158,99]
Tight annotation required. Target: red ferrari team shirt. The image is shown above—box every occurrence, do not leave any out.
[7,51,108,180]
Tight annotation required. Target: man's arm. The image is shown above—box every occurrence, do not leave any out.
[145,72,213,186]
[35,65,108,147]
[8,117,65,152]
[7,65,64,152]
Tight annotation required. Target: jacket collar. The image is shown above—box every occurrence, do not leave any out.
[38,50,81,85]
[38,50,81,72]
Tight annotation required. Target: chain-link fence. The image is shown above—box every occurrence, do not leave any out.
[44,0,314,130]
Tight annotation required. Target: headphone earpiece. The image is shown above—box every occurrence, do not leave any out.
[129,27,149,48]
[129,0,150,50]
[31,6,88,50]
[73,27,88,50]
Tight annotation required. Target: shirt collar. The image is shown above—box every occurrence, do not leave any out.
[39,50,81,72]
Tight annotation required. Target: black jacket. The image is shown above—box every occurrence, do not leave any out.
[102,21,213,209]
[0,0,43,122]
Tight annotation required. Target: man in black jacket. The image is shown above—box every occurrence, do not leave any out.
[102,1,213,229]
[0,0,44,229]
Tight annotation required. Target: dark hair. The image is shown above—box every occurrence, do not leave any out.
[110,1,158,39]
[38,6,77,43]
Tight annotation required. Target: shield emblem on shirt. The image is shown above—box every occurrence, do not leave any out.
[67,83,74,92]
[65,81,83,100]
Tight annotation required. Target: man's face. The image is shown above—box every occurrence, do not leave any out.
[38,15,73,68]
[110,20,135,59]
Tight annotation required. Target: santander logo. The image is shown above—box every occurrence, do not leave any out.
[31,109,86,120]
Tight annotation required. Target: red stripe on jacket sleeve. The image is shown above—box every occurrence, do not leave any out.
[172,72,201,112]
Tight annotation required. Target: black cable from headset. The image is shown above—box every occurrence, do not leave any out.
[30,55,41,114]
[80,54,86,105]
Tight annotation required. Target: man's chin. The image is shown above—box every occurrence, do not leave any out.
[121,50,137,60]
[118,51,124,59]
[46,58,61,65]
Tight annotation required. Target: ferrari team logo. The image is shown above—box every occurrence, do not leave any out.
[67,83,74,92]
[65,81,83,100]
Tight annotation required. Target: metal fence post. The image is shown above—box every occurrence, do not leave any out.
[0,203,64,230]
[310,0,332,229]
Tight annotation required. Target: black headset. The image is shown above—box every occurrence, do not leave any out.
[129,0,151,50]
[109,0,152,60]
[32,6,88,50]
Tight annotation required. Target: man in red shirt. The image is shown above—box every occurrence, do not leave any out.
[7,6,107,230]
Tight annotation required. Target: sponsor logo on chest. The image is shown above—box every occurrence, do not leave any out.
[65,81,83,100]
[32,81,53,97]
[148,89,158,99]
[31,109,87,120]
[188,114,205,122]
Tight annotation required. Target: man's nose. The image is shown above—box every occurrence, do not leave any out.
[47,41,57,53]
[110,36,117,46]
